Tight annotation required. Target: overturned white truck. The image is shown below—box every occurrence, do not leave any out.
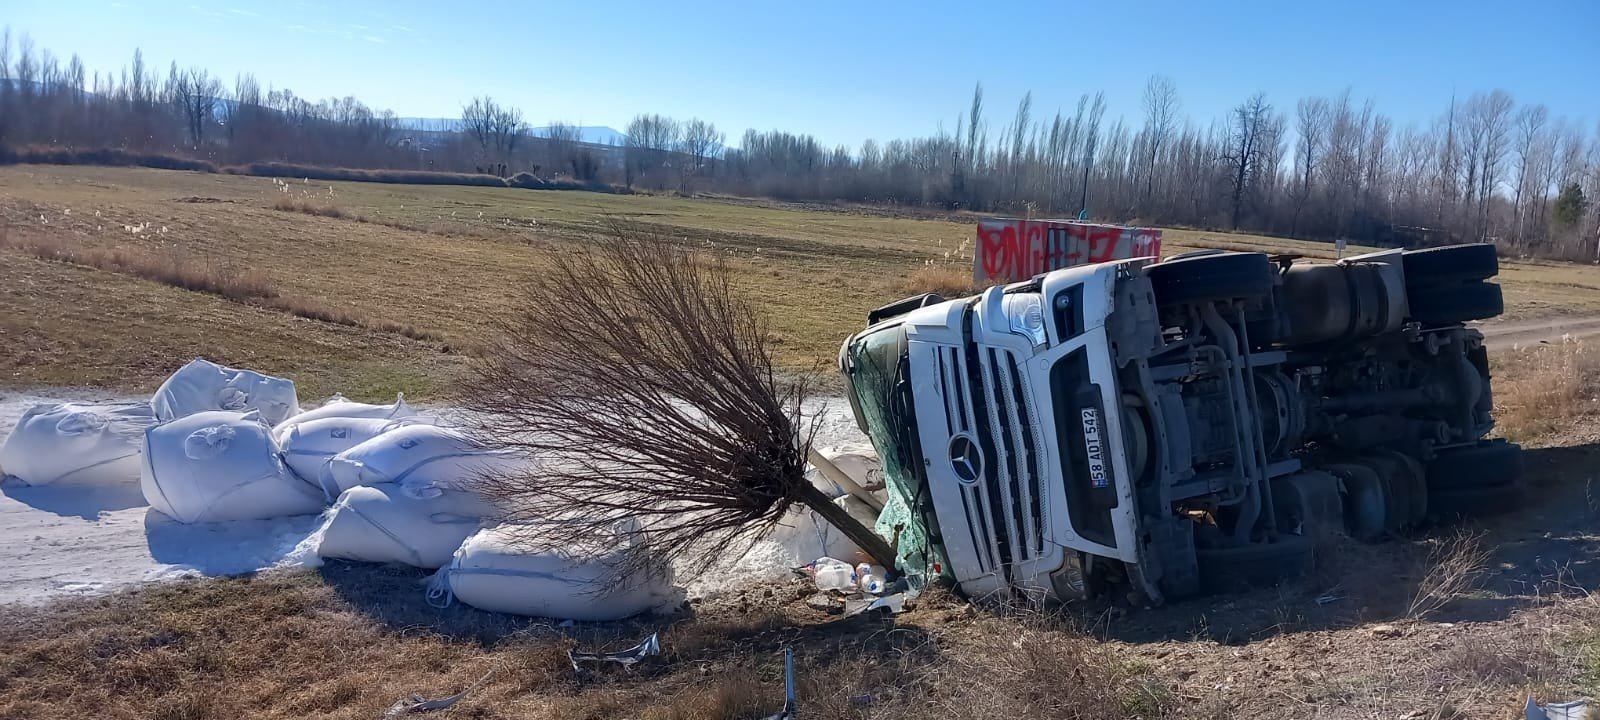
[841,245,1520,603]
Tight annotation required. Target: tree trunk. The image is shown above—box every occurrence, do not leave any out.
[797,483,898,569]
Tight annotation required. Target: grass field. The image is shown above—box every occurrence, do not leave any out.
[6,164,1600,401]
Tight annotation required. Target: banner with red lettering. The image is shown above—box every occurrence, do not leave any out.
[974,219,1162,284]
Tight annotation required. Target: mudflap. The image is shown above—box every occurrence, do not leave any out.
[1129,516,1200,604]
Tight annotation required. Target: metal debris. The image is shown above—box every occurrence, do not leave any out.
[568,632,661,673]
[384,665,497,717]
[761,648,797,720]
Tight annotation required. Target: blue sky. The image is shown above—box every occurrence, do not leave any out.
[7,0,1598,147]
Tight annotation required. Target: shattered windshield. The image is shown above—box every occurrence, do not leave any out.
[844,324,946,582]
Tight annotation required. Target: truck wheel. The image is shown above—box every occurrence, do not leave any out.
[1407,281,1503,325]
[1402,244,1499,287]
[1359,454,1417,533]
[1272,471,1344,539]
[1425,439,1524,491]
[1196,536,1314,593]
[1146,251,1276,307]
[1325,463,1388,541]
[1381,451,1429,525]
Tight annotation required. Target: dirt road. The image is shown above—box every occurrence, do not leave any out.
[1479,314,1600,350]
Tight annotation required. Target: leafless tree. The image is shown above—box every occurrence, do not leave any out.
[1141,75,1179,205]
[462,223,895,576]
[461,95,525,172]
[168,65,220,147]
[541,120,582,177]
[678,117,723,190]
[1469,90,1515,239]
[624,113,681,189]
[1291,97,1328,236]
[1077,91,1107,214]
[1224,92,1273,230]
[1512,104,1549,241]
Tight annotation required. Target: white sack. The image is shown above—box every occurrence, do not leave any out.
[429,525,676,621]
[807,448,885,498]
[274,393,415,444]
[0,401,156,486]
[314,483,497,568]
[141,410,324,523]
[151,358,300,426]
[278,417,401,490]
[320,424,524,500]
[769,494,881,566]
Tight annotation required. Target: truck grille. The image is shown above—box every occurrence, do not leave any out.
[938,343,1049,583]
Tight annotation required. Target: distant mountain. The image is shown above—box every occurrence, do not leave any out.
[393,117,627,146]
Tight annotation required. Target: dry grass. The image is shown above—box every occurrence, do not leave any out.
[0,229,442,344]
[5,163,1600,399]
[1434,633,1560,687]
[1407,530,1493,619]
[900,263,978,298]
[0,230,277,302]
[271,196,354,220]
[0,569,1169,720]
[1492,339,1600,443]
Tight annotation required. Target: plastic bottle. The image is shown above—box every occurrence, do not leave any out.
[810,557,857,592]
[855,563,889,594]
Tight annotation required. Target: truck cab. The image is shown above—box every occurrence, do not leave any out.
[841,246,1521,603]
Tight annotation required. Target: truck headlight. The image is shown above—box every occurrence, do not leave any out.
[1001,293,1048,346]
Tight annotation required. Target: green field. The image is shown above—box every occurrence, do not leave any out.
[3,164,1598,400]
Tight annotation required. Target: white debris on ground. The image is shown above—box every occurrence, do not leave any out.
[0,384,876,607]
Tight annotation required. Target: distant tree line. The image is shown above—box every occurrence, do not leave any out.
[1,28,1595,258]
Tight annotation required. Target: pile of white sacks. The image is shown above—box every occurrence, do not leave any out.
[0,358,681,621]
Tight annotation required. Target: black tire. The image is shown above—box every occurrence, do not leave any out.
[1429,483,1526,520]
[1146,251,1276,307]
[1402,244,1499,287]
[1272,471,1344,539]
[1381,451,1429,525]
[1326,463,1388,541]
[1408,281,1504,325]
[1425,439,1524,491]
[1360,455,1413,534]
[1196,536,1314,593]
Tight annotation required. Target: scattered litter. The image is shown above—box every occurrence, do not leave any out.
[384,664,497,717]
[855,563,888,594]
[843,592,910,617]
[1527,698,1589,720]
[807,556,858,592]
[567,632,660,672]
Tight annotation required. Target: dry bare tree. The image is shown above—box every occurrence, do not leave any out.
[1141,75,1179,204]
[462,223,896,577]
[461,95,525,171]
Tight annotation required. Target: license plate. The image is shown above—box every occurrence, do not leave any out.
[1081,407,1108,488]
